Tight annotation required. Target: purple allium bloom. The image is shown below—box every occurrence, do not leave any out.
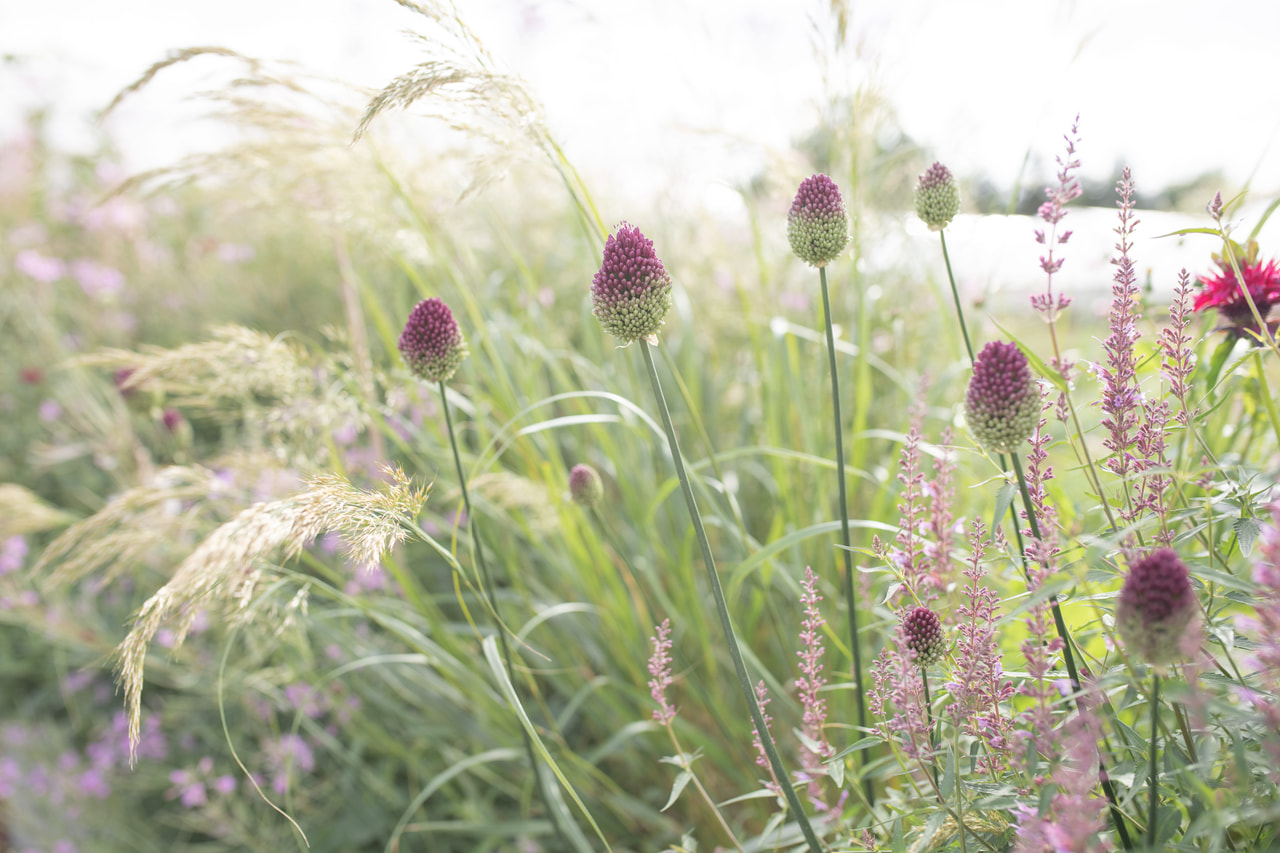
[646,619,676,724]
[787,174,849,267]
[914,162,960,231]
[1117,548,1197,668]
[398,297,468,384]
[963,341,1042,455]
[590,222,673,345]
[568,463,603,508]
[902,606,945,666]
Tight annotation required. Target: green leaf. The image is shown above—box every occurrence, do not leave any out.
[1203,338,1236,399]
[1235,517,1263,556]
[828,736,881,761]
[991,319,1067,391]
[992,481,1018,534]
[826,755,845,788]
[662,771,692,812]
[940,745,956,799]
[1154,226,1222,239]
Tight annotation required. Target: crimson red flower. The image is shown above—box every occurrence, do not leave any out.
[1194,240,1280,331]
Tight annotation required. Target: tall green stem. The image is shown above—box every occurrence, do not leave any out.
[938,231,975,363]
[1009,452,1133,850]
[1148,673,1161,849]
[819,266,872,808]
[440,382,590,853]
[639,344,824,853]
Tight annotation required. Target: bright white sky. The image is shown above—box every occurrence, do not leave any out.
[4,0,1279,207]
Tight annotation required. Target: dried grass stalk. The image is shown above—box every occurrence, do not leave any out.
[114,466,427,760]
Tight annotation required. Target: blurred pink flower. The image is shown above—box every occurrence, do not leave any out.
[15,249,65,283]
[71,259,125,298]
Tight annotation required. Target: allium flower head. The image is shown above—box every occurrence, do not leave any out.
[1117,548,1197,668]
[915,162,960,231]
[1193,239,1280,335]
[787,174,849,267]
[591,222,673,345]
[568,463,603,508]
[963,341,1041,455]
[902,606,946,666]
[398,297,468,383]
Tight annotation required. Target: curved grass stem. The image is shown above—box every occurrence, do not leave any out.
[639,343,825,853]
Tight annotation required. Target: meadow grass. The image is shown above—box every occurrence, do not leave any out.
[3,7,1280,853]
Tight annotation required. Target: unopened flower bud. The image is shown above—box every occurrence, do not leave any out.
[915,162,960,231]
[569,463,603,508]
[964,341,1041,455]
[591,223,673,345]
[902,606,945,666]
[787,174,849,268]
[398,297,468,384]
[1117,548,1198,668]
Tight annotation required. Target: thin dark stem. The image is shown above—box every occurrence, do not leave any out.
[921,666,938,785]
[440,382,589,853]
[1148,673,1161,849]
[640,344,824,853]
[819,265,873,809]
[938,231,975,364]
[1009,452,1133,851]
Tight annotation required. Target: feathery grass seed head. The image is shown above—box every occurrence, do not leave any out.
[787,174,849,267]
[964,341,1041,455]
[915,162,960,231]
[568,463,603,508]
[1117,547,1197,667]
[591,223,673,345]
[903,606,946,666]
[399,297,468,383]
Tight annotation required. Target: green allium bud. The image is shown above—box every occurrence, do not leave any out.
[569,463,604,508]
[787,174,849,268]
[591,223,673,345]
[915,161,960,231]
[1117,548,1198,668]
[398,297,468,384]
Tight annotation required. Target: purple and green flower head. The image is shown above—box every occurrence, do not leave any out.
[569,463,604,508]
[398,297,468,384]
[915,161,960,231]
[787,174,849,268]
[1117,548,1198,668]
[903,606,945,666]
[591,222,673,345]
[964,341,1041,455]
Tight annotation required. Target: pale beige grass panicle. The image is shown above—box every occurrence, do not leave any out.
[114,466,428,759]
[0,483,77,540]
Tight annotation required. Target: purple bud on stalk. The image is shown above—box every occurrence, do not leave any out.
[398,297,468,384]
[591,223,673,345]
[963,341,1042,455]
[568,463,604,508]
[902,606,946,666]
[915,162,960,231]
[1117,548,1198,668]
[787,174,849,268]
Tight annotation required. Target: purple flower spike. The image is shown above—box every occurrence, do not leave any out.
[963,341,1042,455]
[915,162,960,231]
[568,463,603,508]
[787,174,849,268]
[591,222,673,345]
[1118,548,1197,668]
[902,606,945,666]
[398,297,469,384]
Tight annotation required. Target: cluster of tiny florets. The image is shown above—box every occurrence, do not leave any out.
[964,341,1042,455]
[1194,240,1280,333]
[787,174,849,267]
[902,606,946,666]
[1117,548,1197,667]
[568,463,603,508]
[914,161,960,231]
[398,297,468,384]
[591,223,673,345]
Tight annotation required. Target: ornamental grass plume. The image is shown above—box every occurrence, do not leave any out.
[398,297,468,383]
[914,161,960,231]
[590,222,673,345]
[1117,548,1198,669]
[568,463,603,509]
[963,341,1042,455]
[787,174,849,267]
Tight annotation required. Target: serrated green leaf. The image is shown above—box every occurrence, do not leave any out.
[1235,517,1263,556]
[992,481,1018,535]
